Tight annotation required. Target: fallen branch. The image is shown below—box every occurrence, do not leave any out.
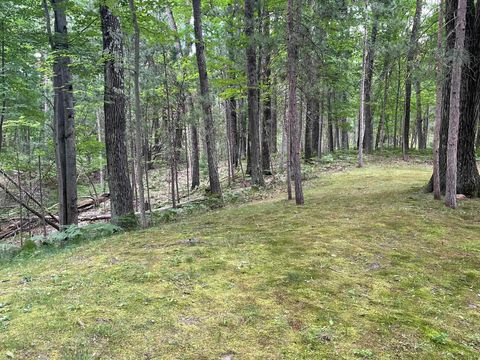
[0,180,60,230]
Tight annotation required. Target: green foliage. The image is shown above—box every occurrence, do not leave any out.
[32,223,123,248]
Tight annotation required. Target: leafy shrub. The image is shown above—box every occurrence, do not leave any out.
[37,223,123,247]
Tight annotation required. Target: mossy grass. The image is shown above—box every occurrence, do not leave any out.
[0,164,479,359]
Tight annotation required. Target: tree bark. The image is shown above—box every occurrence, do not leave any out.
[192,0,222,196]
[304,97,314,160]
[128,0,147,227]
[376,63,390,150]
[100,5,135,226]
[261,8,272,173]
[402,0,423,159]
[244,0,264,186]
[427,0,480,197]
[415,79,425,149]
[358,19,368,168]
[287,0,303,205]
[445,0,467,208]
[327,92,334,153]
[50,0,78,226]
[363,15,378,154]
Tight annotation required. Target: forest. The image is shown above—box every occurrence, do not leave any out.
[0,0,479,358]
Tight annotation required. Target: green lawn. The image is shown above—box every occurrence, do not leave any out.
[1,164,479,359]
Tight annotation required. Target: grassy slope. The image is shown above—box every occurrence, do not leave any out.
[1,164,479,359]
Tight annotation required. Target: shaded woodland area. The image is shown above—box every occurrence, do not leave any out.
[0,1,480,358]
[0,0,479,237]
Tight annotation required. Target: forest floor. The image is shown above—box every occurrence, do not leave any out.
[0,162,480,359]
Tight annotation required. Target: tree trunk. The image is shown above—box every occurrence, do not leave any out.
[50,0,78,226]
[190,121,200,189]
[445,0,467,208]
[427,0,480,197]
[327,92,334,153]
[192,0,222,196]
[245,0,264,186]
[271,76,278,153]
[376,63,390,150]
[261,6,272,173]
[128,0,147,227]
[402,0,423,159]
[100,5,135,226]
[287,0,304,205]
[358,20,368,168]
[304,97,314,160]
[363,15,378,154]
[415,79,425,149]
[393,59,401,148]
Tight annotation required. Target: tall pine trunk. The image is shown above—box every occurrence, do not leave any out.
[245,0,264,186]
[192,0,222,196]
[287,0,303,205]
[100,5,135,226]
[402,0,423,159]
[50,0,78,226]
[363,16,378,154]
[128,0,147,227]
[445,0,467,208]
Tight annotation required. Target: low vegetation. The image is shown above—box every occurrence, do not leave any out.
[1,164,479,359]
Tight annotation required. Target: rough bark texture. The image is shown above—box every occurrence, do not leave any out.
[100,5,135,226]
[287,0,303,205]
[261,9,271,173]
[402,0,423,159]
[51,0,78,226]
[311,99,320,156]
[445,0,467,208]
[327,93,334,153]
[376,64,390,150]
[245,0,264,186]
[427,0,480,197]
[190,122,200,189]
[363,16,378,154]
[358,23,368,168]
[192,0,222,196]
[304,98,314,160]
[415,80,426,149]
[128,0,147,227]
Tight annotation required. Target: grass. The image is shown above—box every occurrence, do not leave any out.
[0,163,479,359]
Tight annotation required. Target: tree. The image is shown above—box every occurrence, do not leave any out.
[287,0,303,205]
[261,5,272,174]
[128,0,147,227]
[358,15,368,168]
[427,0,480,197]
[100,4,135,226]
[363,14,378,154]
[432,0,444,200]
[192,0,222,196]
[245,0,264,186]
[402,0,423,160]
[445,0,467,208]
[48,0,78,226]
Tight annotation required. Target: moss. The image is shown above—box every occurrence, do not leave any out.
[0,164,479,359]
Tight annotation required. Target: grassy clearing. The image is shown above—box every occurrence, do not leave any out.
[0,163,479,359]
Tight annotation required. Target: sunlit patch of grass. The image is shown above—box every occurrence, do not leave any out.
[0,164,479,359]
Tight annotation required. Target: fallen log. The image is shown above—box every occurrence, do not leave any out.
[77,193,110,211]
[78,214,111,222]
[0,169,59,223]
[0,181,60,230]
